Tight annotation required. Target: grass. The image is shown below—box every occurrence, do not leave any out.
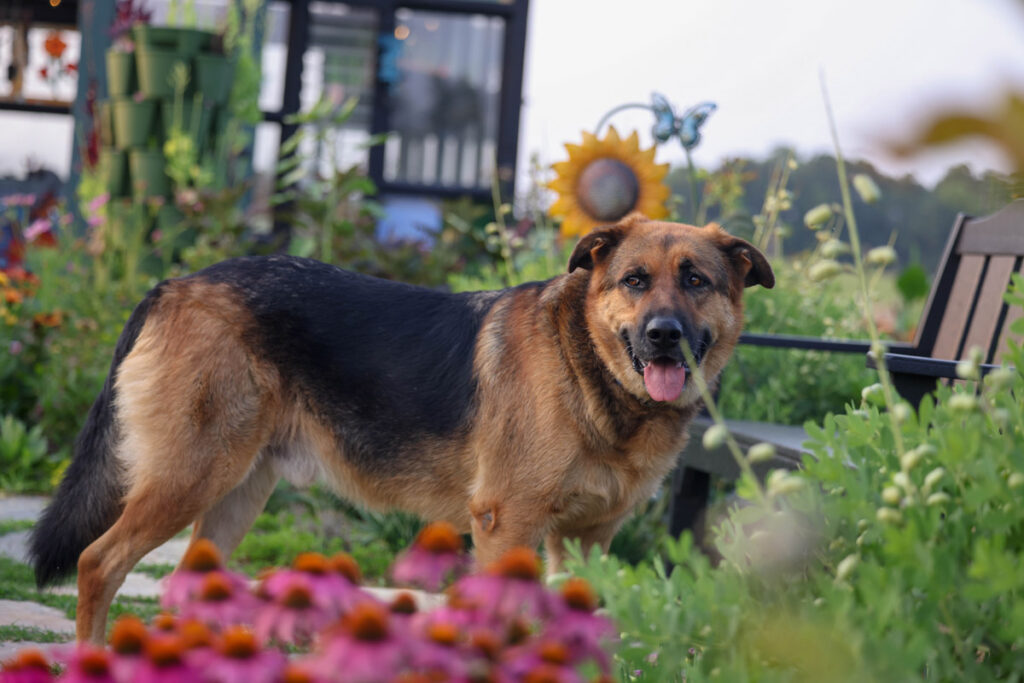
[0,520,35,536]
[134,563,176,579]
[0,625,68,643]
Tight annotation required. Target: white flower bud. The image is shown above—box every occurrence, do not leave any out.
[892,403,912,424]
[881,486,901,506]
[865,246,897,267]
[766,470,805,496]
[955,359,980,381]
[985,367,1015,391]
[747,442,776,464]
[1008,472,1024,489]
[835,554,859,582]
[876,507,902,524]
[820,239,849,259]
[922,467,945,494]
[803,204,833,230]
[809,259,842,282]
[900,446,925,471]
[893,472,913,492]
[853,174,881,203]
[926,492,951,506]
[948,394,978,413]
[702,423,728,450]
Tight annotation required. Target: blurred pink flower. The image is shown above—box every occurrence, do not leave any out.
[88,193,110,213]
[451,547,560,623]
[176,571,259,629]
[253,574,333,646]
[9,341,23,355]
[190,626,286,683]
[132,634,199,683]
[309,602,412,682]
[53,645,116,683]
[391,521,470,591]
[161,540,248,611]
[0,648,53,683]
[24,219,52,243]
[260,552,368,617]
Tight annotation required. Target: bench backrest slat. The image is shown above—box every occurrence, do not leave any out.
[914,200,1024,363]
[994,259,1024,361]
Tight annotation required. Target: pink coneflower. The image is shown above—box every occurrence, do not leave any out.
[177,570,259,629]
[505,640,584,683]
[451,547,560,624]
[310,602,411,682]
[54,645,116,683]
[253,573,333,646]
[407,618,470,680]
[260,552,367,618]
[133,633,198,683]
[391,521,470,591]
[191,626,286,683]
[162,540,248,612]
[108,615,148,682]
[0,649,53,683]
[541,578,615,672]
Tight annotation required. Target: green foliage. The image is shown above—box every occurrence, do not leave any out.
[0,414,59,493]
[897,262,930,302]
[0,520,35,536]
[570,337,1024,681]
[0,625,67,643]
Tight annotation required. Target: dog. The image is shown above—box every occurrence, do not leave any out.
[29,213,773,642]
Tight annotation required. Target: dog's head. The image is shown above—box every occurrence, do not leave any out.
[568,213,774,406]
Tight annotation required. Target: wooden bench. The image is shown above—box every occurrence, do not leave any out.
[668,199,1024,539]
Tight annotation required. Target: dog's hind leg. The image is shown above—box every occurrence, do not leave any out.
[188,453,280,563]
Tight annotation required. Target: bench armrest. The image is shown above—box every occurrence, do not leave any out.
[740,333,913,354]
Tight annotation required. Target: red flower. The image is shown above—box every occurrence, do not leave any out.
[43,31,67,59]
[66,62,78,73]
[39,67,49,80]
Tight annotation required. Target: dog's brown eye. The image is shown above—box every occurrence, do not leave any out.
[687,275,704,288]
[623,275,645,289]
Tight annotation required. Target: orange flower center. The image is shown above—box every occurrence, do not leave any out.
[179,620,214,650]
[538,640,570,665]
[182,539,223,572]
[293,552,329,575]
[523,665,562,683]
[561,578,597,612]
[470,629,501,661]
[5,649,49,671]
[283,664,315,683]
[145,635,185,668]
[218,626,258,659]
[427,621,459,647]
[110,615,148,655]
[491,547,540,582]
[199,572,234,602]
[345,603,389,642]
[330,553,362,584]
[153,612,177,631]
[390,592,418,615]
[416,522,463,554]
[79,648,111,675]
[281,583,314,609]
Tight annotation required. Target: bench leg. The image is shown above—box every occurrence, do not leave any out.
[668,466,710,543]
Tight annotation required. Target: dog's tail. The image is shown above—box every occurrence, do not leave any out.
[29,286,163,588]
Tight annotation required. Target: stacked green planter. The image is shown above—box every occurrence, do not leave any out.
[100,25,233,200]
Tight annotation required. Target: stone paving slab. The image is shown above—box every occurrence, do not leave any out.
[0,496,48,523]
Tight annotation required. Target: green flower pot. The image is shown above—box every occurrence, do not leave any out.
[194,53,234,105]
[160,97,214,148]
[96,100,115,147]
[105,49,136,97]
[132,24,180,49]
[129,149,171,198]
[136,46,191,99]
[112,97,156,149]
[101,148,128,198]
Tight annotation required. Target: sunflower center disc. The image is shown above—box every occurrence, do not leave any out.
[576,158,640,222]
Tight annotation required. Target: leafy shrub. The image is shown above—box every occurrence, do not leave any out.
[569,326,1024,680]
[0,414,58,492]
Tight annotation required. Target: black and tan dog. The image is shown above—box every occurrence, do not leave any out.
[29,213,772,642]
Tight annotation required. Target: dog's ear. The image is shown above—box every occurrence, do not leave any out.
[715,229,774,289]
[567,225,625,273]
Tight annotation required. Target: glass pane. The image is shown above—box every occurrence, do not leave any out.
[0,24,81,106]
[259,1,290,111]
[384,10,505,190]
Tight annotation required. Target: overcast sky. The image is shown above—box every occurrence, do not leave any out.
[3,0,1024,189]
[519,0,1024,186]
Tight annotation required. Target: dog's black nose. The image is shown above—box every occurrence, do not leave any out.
[645,317,683,349]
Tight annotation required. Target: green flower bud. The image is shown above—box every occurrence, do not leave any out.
[835,554,859,582]
[853,173,881,203]
[809,259,842,282]
[861,383,886,407]
[900,445,926,471]
[747,442,776,464]
[803,203,833,229]
[865,246,897,267]
[702,423,728,450]
[893,472,913,492]
[857,519,869,532]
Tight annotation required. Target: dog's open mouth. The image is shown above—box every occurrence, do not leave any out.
[623,337,688,402]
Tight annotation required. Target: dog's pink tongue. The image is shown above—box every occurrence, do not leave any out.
[643,360,686,402]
